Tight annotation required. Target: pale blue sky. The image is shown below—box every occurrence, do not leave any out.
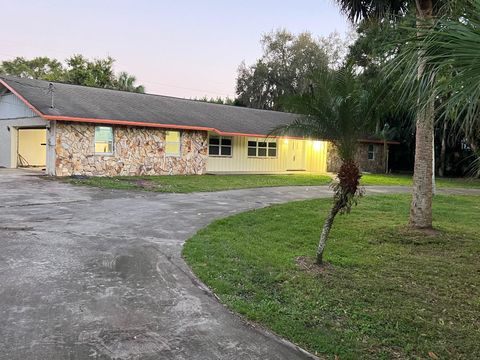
[1,1,350,98]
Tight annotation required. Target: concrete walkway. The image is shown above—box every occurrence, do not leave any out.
[0,169,478,360]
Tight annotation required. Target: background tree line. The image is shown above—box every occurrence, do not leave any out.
[0,55,145,93]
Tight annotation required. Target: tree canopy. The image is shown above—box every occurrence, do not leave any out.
[0,55,145,93]
[235,29,353,111]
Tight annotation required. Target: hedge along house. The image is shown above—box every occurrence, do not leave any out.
[0,76,396,176]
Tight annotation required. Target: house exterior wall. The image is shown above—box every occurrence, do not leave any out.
[305,140,329,173]
[327,142,386,174]
[54,122,208,176]
[0,92,48,168]
[206,134,328,173]
[0,93,38,119]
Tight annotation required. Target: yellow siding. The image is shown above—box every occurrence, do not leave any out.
[305,140,328,173]
[206,133,328,173]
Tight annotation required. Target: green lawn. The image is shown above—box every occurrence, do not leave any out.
[65,173,480,193]
[361,173,480,188]
[183,195,480,359]
[66,174,332,193]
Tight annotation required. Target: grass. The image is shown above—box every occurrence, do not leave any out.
[65,174,332,193]
[361,173,480,188]
[65,173,480,193]
[183,195,480,359]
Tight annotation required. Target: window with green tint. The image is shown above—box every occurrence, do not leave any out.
[94,126,114,154]
[166,131,181,156]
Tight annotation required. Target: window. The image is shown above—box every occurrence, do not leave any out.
[94,126,114,154]
[248,139,277,157]
[367,144,375,160]
[165,131,181,156]
[209,136,232,156]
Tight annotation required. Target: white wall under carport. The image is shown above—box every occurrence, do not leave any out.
[0,117,48,167]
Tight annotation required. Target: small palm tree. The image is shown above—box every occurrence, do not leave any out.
[273,68,369,265]
[116,71,145,93]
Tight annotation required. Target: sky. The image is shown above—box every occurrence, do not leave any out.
[1,0,351,99]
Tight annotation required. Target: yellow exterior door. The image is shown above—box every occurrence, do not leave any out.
[286,140,306,171]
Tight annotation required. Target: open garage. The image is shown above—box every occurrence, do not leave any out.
[17,128,47,168]
[0,86,49,171]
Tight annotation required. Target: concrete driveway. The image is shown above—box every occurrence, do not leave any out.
[1,170,477,360]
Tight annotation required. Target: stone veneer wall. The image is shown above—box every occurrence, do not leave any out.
[55,122,208,176]
[327,143,386,174]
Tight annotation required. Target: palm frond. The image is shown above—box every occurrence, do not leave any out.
[271,67,373,162]
[335,0,411,22]
[383,3,480,140]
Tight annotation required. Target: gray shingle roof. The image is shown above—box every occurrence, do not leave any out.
[0,75,299,136]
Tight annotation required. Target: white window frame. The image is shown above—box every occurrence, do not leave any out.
[165,130,181,157]
[94,126,114,155]
[247,138,277,158]
[208,135,233,157]
[367,144,375,160]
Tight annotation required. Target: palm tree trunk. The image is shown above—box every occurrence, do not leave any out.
[317,201,341,264]
[410,0,434,229]
[410,90,435,228]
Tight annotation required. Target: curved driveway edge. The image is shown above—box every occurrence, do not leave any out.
[1,169,478,359]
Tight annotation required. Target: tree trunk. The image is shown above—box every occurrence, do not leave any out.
[317,202,341,264]
[410,0,434,229]
[439,121,447,177]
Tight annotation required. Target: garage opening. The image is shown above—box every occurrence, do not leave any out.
[17,128,47,168]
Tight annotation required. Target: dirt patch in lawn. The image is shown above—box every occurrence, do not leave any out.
[295,256,333,275]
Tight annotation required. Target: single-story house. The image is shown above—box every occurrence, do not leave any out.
[0,76,397,176]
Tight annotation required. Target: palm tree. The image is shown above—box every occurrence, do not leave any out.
[273,68,368,265]
[116,71,145,93]
[335,0,441,229]
[392,1,480,176]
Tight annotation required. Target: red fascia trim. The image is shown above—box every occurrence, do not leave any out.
[0,79,47,119]
[45,115,216,132]
[44,115,306,139]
